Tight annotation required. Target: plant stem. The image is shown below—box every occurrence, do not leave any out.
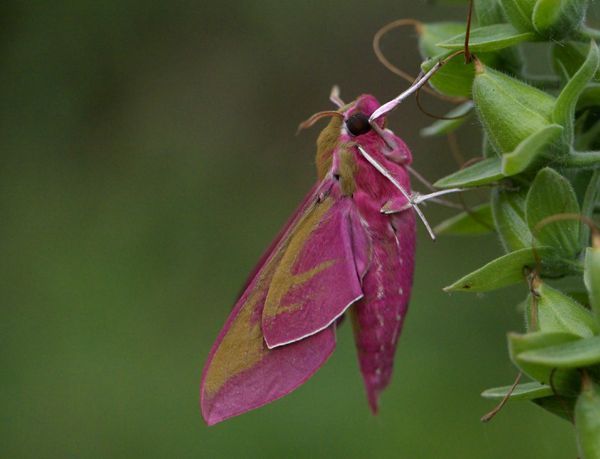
[564,150,600,168]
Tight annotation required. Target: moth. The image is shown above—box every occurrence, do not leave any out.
[200,67,458,425]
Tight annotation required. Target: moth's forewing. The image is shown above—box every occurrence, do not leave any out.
[261,188,369,348]
[200,181,339,425]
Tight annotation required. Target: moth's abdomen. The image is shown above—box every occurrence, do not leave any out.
[351,206,416,413]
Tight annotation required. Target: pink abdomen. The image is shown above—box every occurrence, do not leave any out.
[351,209,415,413]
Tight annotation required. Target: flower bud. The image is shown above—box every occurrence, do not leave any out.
[472,61,556,154]
[584,243,600,324]
[532,0,588,39]
[525,281,598,337]
[475,0,506,26]
[491,187,531,252]
[575,375,600,459]
[500,0,536,32]
[501,0,589,39]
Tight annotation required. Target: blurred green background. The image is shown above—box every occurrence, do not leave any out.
[0,1,584,457]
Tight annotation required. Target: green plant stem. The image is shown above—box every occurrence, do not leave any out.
[580,26,600,41]
[564,150,600,168]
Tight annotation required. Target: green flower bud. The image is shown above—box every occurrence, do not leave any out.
[475,0,506,26]
[525,281,598,337]
[500,0,537,32]
[492,187,532,252]
[575,375,600,459]
[501,0,589,39]
[584,240,600,323]
[473,61,556,154]
[532,0,588,40]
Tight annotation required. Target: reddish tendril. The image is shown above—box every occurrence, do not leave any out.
[464,0,474,64]
[373,19,466,104]
[413,0,476,120]
[480,372,523,422]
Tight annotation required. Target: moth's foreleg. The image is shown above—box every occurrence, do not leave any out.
[382,188,464,214]
[380,188,464,240]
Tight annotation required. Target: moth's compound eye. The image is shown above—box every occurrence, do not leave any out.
[345,113,371,136]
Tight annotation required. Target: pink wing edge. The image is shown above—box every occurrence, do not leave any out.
[200,312,337,426]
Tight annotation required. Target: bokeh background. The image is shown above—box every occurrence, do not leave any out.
[2,1,592,457]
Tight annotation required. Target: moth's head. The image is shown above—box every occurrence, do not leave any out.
[305,91,410,179]
[340,94,384,138]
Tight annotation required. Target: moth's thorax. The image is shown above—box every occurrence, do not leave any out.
[315,116,342,180]
[314,94,412,201]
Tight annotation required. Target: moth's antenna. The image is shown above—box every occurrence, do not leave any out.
[297,110,344,134]
[357,146,437,240]
[330,85,345,108]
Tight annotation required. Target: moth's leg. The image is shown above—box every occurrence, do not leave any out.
[412,188,464,206]
[381,188,464,240]
[357,145,436,239]
[382,188,464,214]
[369,61,443,123]
[329,85,345,108]
[380,195,410,214]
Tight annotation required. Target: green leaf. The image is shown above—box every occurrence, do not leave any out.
[475,0,506,26]
[419,23,482,98]
[584,247,600,321]
[500,0,536,32]
[526,168,581,258]
[552,41,600,82]
[492,187,533,251]
[578,84,600,110]
[529,282,598,337]
[519,336,600,367]
[482,133,499,158]
[473,63,555,153]
[434,203,494,235]
[421,53,477,98]
[419,22,466,58]
[420,101,474,137]
[553,41,600,145]
[436,24,537,52]
[508,331,581,393]
[501,124,564,176]
[532,0,588,39]
[444,246,555,292]
[575,377,600,459]
[580,170,600,246]
[481,381,553,400]
[434,157,504,188]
